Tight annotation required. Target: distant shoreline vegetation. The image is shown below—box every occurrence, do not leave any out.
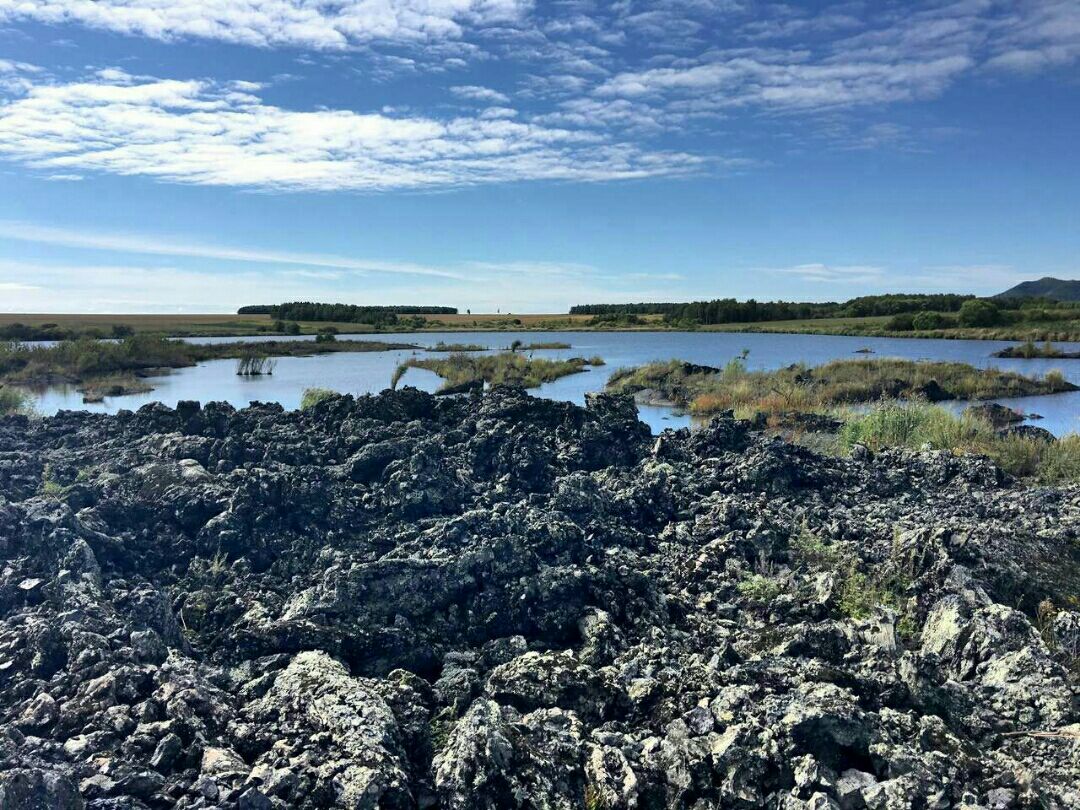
[570,293,1080,326]
[571,294,1080,341]
[238,302,458,328]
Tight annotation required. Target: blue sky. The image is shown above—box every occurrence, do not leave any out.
[0,0,1077,313]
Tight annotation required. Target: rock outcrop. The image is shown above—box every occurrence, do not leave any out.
[0,387,1076,808]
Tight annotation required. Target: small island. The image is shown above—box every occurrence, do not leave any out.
[395,352,601,393]
[994,341,1080,359]
[607,357,1075,416]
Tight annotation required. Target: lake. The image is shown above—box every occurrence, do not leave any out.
[28,331,1080,435]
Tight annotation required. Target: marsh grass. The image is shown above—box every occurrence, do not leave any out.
[427,342,486,352]
[998,340,1067,359]
[0,384,31,415]
[0,335,417,389]
[236,354,277,376]
[607,357,1074,417]
[837,401,1080,484]
[76,375,154,401]
[401,352,597,390]
[300,387,336,410]
[521,341,572,350]
[0,335,193,382]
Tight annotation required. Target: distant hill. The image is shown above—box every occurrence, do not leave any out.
[996,277,1080,302]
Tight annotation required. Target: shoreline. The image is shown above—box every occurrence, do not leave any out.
[4,313,1080,343]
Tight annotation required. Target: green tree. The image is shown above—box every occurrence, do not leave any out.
[912,311,947,330]
[957,300,1002,328]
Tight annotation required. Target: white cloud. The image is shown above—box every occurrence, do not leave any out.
[0,0,533,50]
[760,262,1038,295]
[0,259,374,313]
[0,221,466,279]
[450,84,511,103]
[595,55,975,110]
[0,254,682,314]
[0,59,41,73]
[984,0,1080,72]
[766,263,888,284]
[0,281,42,292]
[907,264,1029,290]
[0,72,704,191]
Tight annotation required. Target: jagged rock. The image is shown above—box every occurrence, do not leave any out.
[0,769,83,809]
[965,402,1025,427]
[0,389,1074,807]
[484,650,616,720]
[244,650,412,808]
[434,699,587,809]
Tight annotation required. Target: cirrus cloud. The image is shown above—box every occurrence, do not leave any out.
[0,70,706,191]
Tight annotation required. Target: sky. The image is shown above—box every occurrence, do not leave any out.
[0,0,1077,313]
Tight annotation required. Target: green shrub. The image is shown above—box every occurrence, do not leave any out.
[958,299,1002,327]
[886,313,915,331]
[789,526,844,570]
[737,574,784,603]
[912,310,948,330]
[838,569,900,620]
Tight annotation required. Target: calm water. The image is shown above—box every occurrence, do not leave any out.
[29,331,1080,435]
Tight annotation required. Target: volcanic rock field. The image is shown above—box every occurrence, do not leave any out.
[0,387,1077,808]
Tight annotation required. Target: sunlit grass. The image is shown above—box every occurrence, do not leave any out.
[837,401,1080,484]
[607,357,1074,416]
[300,387,337,410]
[399,352,599,391]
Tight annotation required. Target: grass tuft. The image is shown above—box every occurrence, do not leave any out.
[300,387,336,410]
[0,384,32,415]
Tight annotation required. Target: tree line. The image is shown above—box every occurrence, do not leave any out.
[238,302,457,325]
[570,294,977,324]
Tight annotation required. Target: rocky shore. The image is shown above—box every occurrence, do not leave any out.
[0,387,1077,809]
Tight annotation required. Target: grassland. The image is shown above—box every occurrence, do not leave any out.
[701,314,1080,342]
[606,358,1076,417]
[0,312,664,337]
[397,352,601,391]
[3,309,1080,342]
